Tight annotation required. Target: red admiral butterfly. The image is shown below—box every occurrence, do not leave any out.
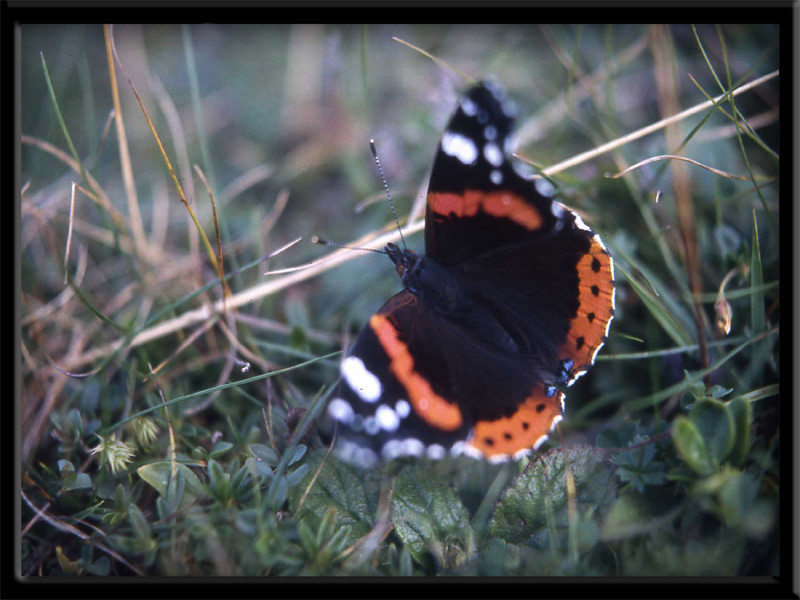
[326,81,615,466]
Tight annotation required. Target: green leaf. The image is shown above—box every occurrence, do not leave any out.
[612,439,666,492]
[290,325,310,352]
[716,471,757,527]
[62,471,92,491]
[297,520,317,556]
[86,555,111,576]
[271,476,288,509]
[288,453,379,548]
[137,462,204,505]
[288,444,307,466]
[127,503,157,563]
[473,538,524,576]
[391,465,474,571]
[317,506,338,547]
[207,458,232,501]
[325,524,352,557]
[209,441,233,459]
[113,484,127,512]
[249,443,279,467]
[95,469,119,499]
[286,463,310,487]
[601,488,681,541]
[689,398,735,465]
[690,466,773,538]
[229,462,251,496]
[727,396,752,466]
[709,385,733,399]
[620,530,744,575]
[164,464,185,514]
[245,456,274,480]
[489,447,617,549]
[128,503,152,541]
[672,416,712,475]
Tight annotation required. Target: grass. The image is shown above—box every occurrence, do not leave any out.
[20,23,781,578]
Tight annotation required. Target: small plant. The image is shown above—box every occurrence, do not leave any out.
[88,435,136,476]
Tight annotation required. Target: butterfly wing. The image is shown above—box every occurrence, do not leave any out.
[327,290,471,466]
[327,288,566,463]
[425,81,615,386]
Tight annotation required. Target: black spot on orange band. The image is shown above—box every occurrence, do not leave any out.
[558,234,615,380]
[468,387,563,458]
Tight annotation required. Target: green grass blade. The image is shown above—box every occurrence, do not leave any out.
[746,211,767,388]
[41,51,88,183]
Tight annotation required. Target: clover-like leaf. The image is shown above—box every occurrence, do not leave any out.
[672,416,712,475]
[688,398,735,465]
[137,462,204,505]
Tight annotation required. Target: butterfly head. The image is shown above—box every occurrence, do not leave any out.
[385,242,421,285]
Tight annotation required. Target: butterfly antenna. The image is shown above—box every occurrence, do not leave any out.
[311,235,387,255]
[370,139,407,250]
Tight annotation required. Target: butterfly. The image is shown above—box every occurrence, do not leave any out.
[325,81,615,466]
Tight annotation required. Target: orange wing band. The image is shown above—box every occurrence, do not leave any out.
[369,314,464,431]
[468,388,563,458]
[429,190,543,231]
[561,235,615,373]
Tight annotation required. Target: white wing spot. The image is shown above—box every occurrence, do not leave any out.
[383,438,427,459]
[426,444,447,460]
[376,404,400,432]
[512,159,534,180]
[364,416,380,435]
[337,440,378,468]
[381,440,402,460]
[395,399,411,419]
[401,438,425,456]
[327,398,354,423]
[459,444,485,460]
[441,132,478,165]
[342,356,382,402]
[450,441,467,457]
[483,142,503,167]
[460,97,478,116]
[535,178,556,198]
